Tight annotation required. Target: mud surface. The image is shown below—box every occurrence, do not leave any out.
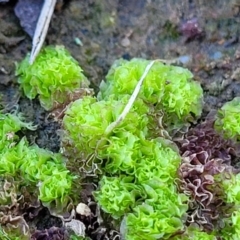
[1,1,240,113]
[1,0,240,238]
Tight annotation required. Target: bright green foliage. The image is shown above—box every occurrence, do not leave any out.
[0,112,35,175]
[214,97,240,140]
[63,96,149,156]
[122,183,188,240]
[16,45,88,110]
[39,170,72,203]
[94,137,187,232]
[0,112,73,238]
[171,226,217,240]
[0,138,29,176]
[98,136,181,178]
[218,174,240,239]
[0,225,28,240]
[0,112,34,150]
[0,113,72,207]
[94,175,143,219]
[98,132,140,175]
[227,210,240,240]
[135,138,181,185]
[184,231,217,240]
[221,173,240,204]
[0,137,72,205]
[221,210,240,240]
[60,58,204,239]
[98,58,203,124]
[63,96,111,154]
[92,135,187,238]
[98,58,166,104]
[18,145,63,182]
[161,67,203,121]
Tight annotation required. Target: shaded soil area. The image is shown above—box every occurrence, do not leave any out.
[1,0,240,239]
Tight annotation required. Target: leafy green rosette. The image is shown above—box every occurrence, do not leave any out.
[221,209,240,240]
[62,96,149,157]
[98,58,203,130]
[160,65,203,124]
[122,182,189,240]
[221,173,240,205]
[98,131,141,175]
[0,113,72,209]
[94,175,143,219]
[0,112,35,150]
[16,45,88,110]
[216,173,240,239]
[135,138,181,186]
[214,97,240,140]
[98,58,167,104]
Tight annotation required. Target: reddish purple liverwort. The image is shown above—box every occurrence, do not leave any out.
[179,18,204,41]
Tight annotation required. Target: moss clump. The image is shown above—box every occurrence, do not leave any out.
[16,45,88,110]
[0,112,72,210]
[93,175,142,219]
[217,173,240,239]
[214,97,240,141]
[62,59,201,239]
[98,58,203,129]
[62,95,149,158]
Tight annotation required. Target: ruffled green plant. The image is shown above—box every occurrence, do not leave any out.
[121,182,188,240]
[94,175,143,219]
[0,113,72,208]
[39,170,72,203]
[98,58,167,104]
[161,66,203,124]
[98,131,141,175]
[214,97,240,140]
[97,136,181,178]
[215,172,240,239]
[16,45,88,110]
[60,58,205,239]
[0,112,35,150]
[221,173,240,205]
[62,95,149,158]
[219,173,240,239]
[183,230,217,240]
[222,209,240,240]
[98,58,203,127]
[135,138,181,185]
[0,225,28,240]
[0,139,72,206]
[93,138,188,238]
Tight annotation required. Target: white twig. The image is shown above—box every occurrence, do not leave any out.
[104,60,156,136]
[29,0,57,64]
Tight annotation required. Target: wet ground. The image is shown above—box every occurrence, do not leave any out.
[1,0,240,143]
[1,0,240,239]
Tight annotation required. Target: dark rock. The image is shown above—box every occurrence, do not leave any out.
[14,0,43,38]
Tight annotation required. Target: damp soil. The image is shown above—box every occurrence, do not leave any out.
[1,0,240,239]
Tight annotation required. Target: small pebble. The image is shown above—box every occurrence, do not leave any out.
[121,37,130,47]
[178,55,191,64]
[76,203,91,216]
